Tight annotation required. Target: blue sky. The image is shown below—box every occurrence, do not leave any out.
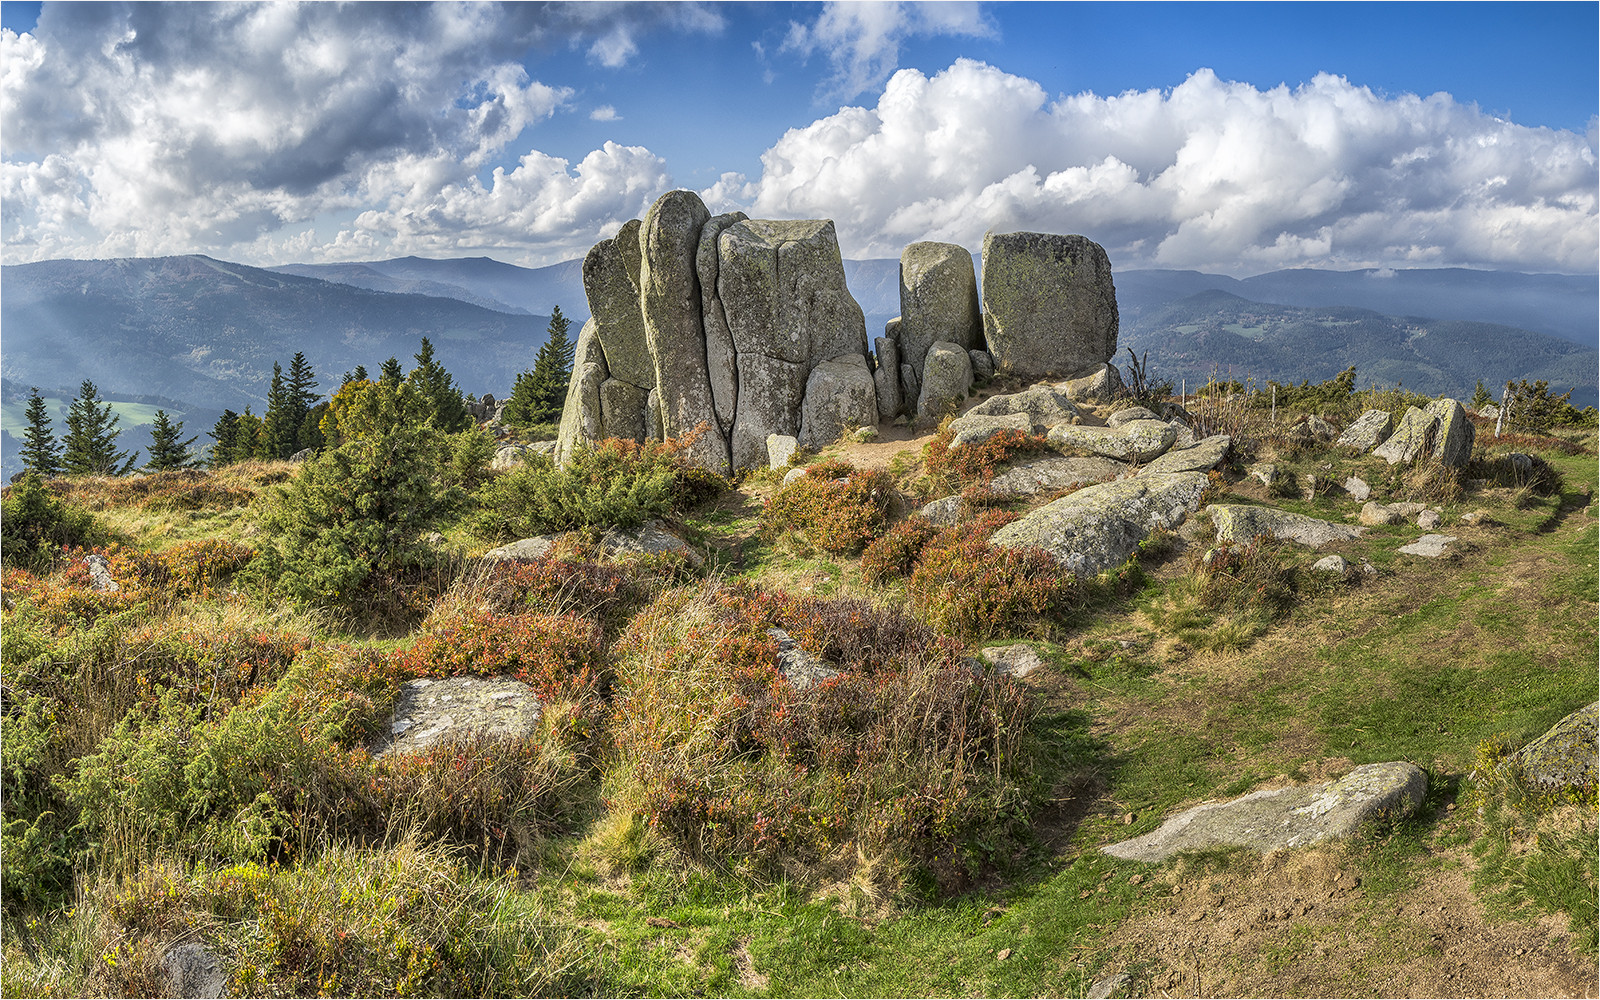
[2,2,1595,274]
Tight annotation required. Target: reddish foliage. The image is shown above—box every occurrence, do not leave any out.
[924,424,1050,488]
[762,462,898,555]
[907,511,1075,642]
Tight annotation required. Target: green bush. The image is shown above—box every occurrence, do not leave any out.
[246,426,460,610]
[471,435,722,541]
[1,474,102,571]
[762,459,897,556]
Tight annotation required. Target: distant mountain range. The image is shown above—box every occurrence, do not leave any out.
[2,251,1594,479]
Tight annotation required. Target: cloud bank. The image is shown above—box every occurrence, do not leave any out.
[713,60,1597,273]
[2,5,1594,275]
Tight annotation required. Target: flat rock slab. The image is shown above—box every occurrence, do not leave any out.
[1517,702,1598,792]
[1209,504,1365,548]
[602,519,702,567]
[768,628,839,690]
[377,676,542,757]
[990,472,1210,578]
[1103,762,1427,862]
[483,535,561,563]
[987,455,1127,498]
[1137,435,1230,477]
[1048,419,1176,463]
[978,643,1047,679]
[1397,533,1457,558]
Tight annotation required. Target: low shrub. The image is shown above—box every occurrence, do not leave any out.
[51,468,258,514]
[762,460,897,556]
[612,583,1039,889]
[923,421,1049,494]
[1145,534,1298,651]
[1,473,103,571]
[468,556,645,633]
[394,608,607,703]
[471,431,723,541]
[860,515,939,584]
[906,512,1076,642]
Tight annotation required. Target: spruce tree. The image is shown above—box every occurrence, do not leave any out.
[1471,379,1493,411]
[62,380,136,476]
[145,410,199,470]
[208,410,241,468]
[531,305,574,424]
[261,363,299,460]
[379,357,404,389]
[19,387,63,477]
[406,337,470,431]
[286,352,322,451]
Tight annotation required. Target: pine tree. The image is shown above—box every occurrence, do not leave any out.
[502,369,542,430]
[235,407,268,461]
[19,387,63,477]
[406,337,470,432]
[286,352,322,452]
[1471,379,1493,411]
[208,410,241,468]
[62,380,137,476]
[379,357,404,389]
[507,305,575,430]
[145,410,200,470]
[261,363,299,460]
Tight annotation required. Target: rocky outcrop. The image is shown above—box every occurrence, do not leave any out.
[967,386,1079,431]
[558,191,875,474]
[1515,702,1598,793]
[1047,420,1177,463]
[1057,363,1124,403]
[897,242,982,391]
[1373,398,1475,468]
[947,411,1032,449]
[1136,435,1230,477]
[1103,762,1427,861]
[981,231,1118,381]
[1208,504,1365,548]
[1336,409,1394,451]
[990,472,1210,577]
[917,340,974,423]
[377,676,543,757]
[483,536,560,563]
[979,643,1047,679]
[799,355,878,450]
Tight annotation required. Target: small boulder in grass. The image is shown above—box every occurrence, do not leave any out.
[1515,702,1598,795]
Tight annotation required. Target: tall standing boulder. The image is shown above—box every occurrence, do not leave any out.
[555,318,609,464]
[697,211,749,437]
[639,190,728,476]
[1373,398,1475,468]
[898,242,982,409]
[981,231,1118,381]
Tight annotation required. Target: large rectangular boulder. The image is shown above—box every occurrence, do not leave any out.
[981,231,1118,381]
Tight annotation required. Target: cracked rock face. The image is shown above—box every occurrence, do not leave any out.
[989,472,1210,578]
[981,231,1118,381]
[376,676,542,757]
[1103,762,1427,862]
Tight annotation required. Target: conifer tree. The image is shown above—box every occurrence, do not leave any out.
[406,337,470,431]
[62,380,137,475]
[144,410,199,470]
[208,410,241,468]
[505,305,575,430]
[379,356,405,389]
[286,352,322,451]
[19,386,63,477]
[1471,379,1493,411]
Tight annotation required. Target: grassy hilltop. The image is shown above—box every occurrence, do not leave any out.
[1,368,1595,998]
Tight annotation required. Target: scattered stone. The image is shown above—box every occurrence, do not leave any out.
[492,444,535,470]
[981,231,1118,381]
[1303,414,1339,442]
[1103,762,1427,861]
[377,675,543,757]
[161,942,227,999]
[768,628,839,690]
[1360,501,1404,526]
[852,425,879,443]
[1343,476,1371,501]
[1208,504,1365,549]
[1397,533,1458,558]
[1336,409,1394,452]
[782,466,807,486]
[919,495,964,527]
[1417,509,1442,530]
[989,472,1211,577]
[1056,362,1124,403]
[766,433,799,469]
[84,554,118,592]
[966,385,1079,431]
[1479,404,1500,420]
[482,536,560,563]
[987,455,1127,498]
[1047,420,1177,463]
[1515,702,1597,793]
[1137,435,1230,477]
[288,447,316,463]
[978,643,1047,679]
[1312,554,1350,574]
[1249,462,1279,488]
[601,519,702,567]
[1106,405,1160,428]
[948,411,1034,449]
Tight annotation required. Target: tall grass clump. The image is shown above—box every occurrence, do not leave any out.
[1143,533,1298,651]
[611,582,1039,892]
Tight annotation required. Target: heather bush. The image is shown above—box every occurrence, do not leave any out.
[471,432,722,541]
[612,583,1038,888]
[923,421,1050,494]
[906,512,1076,643]
[860,515,939,584]
[762,460,897,556]
[467,556,646,634]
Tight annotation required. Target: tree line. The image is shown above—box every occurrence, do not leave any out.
[14,308,576,477]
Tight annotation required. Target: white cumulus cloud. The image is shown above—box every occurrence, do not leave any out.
[728,60,1598,274]
[780,1,996,100]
